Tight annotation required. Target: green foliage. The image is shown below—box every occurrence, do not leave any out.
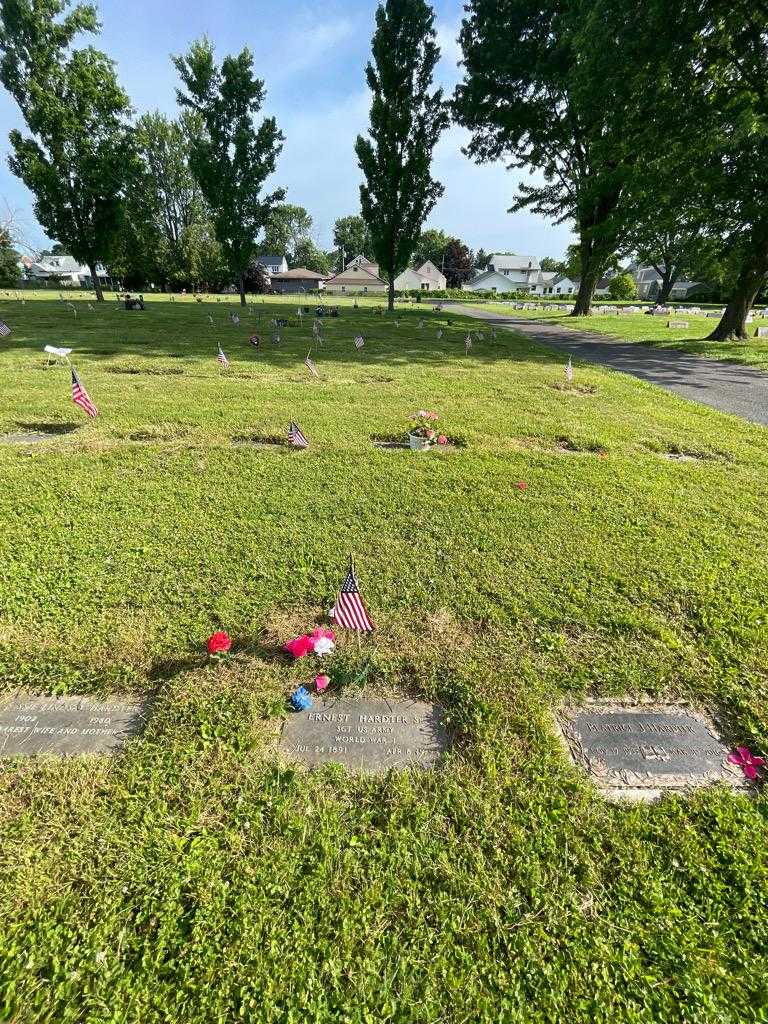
[556,244,619,283]
[413,227,452,269]
[332,214,372,263]
[181,220,228,291]
[607,273,637,301]
[1,293,768,1020]
[174,37,285,304]
[0,0,136,300]
[290,238,332,275]
[539,256,560,272]
[474,246,490,270]
[455,0,650,315]
[355,0,449,308]
[262,203,313,262]
[0,229,19,287]
[443,237,474,287]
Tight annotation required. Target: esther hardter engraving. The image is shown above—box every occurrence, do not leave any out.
[560,705,747,794]
[280,697,447,772]
[0,693,146,757]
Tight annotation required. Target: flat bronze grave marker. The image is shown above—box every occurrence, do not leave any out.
[280,696,447,773]
[559,704,748,800]
[0,693,147,757]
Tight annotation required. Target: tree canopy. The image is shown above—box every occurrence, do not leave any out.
[355,0,449,309]
[0,0,136,299]
[175,37,285,304]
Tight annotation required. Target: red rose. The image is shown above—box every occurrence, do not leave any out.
[207,631,232,655]
[283,634,315,659]
[516,481,528,491]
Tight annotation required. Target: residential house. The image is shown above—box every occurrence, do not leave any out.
[23,254,111,287]
[462,269,520,294]
[258,254,289,276]
[269,268,326,294]
[345,254,380,275]
[631,264,704,299]
[463,252,544,292]
[529,270,558,295]
[394,260,447,292]
[324,264,388,294]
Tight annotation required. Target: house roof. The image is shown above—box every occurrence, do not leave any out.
[258,254,286,265]
[270,268,327,280]
[488,253,541,272]
[416,260,445,281]
[326,266,387,286]
[466,269,521,288]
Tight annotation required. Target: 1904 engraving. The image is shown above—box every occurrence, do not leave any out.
[0,694,147,757]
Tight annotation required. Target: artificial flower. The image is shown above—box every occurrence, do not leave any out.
[207,631,232,655]
[727,746,765,780]
[290,686,313,711]
[315,674,330,692]
[437,435,448,445]
[516,481,528,491]
[283,634,315,659]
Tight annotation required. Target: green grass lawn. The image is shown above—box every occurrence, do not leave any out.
[1,292,767,1023]
[469,300,768,371]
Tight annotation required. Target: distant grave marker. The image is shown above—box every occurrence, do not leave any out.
[0,693,147,757]
[755,326,768,338]
[280,696,447,773]
[559,704,747,800]
[667,320,690,329]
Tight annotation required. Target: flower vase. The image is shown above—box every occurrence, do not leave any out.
[408,432,432,451]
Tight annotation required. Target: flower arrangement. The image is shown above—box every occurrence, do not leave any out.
[206,631,232,659]
[408,411,449,450]
[283,626,336,659]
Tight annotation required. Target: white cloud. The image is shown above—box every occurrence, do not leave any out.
[271,16,355,80]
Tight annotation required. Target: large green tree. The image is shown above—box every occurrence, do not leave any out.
[175,38,285,305]
[355,0,449,310]
[455,0,649,316]
[262,203,313,261]
[0,0,136,300]
[332,214,373,266]
[0,228,18,286]
[412,227,451,269]
[442,238,474,288]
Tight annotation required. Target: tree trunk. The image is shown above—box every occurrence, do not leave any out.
[657,268,678,305]
[89,263,104,302]
[238,273,246,306]
[571,255,602,316]
[707,240,768,341]
[388,276,395,312]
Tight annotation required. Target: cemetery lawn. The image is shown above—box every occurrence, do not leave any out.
[2,293,768,1024]
[470,301,768,371]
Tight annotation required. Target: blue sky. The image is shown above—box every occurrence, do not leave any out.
[0,0,574,259]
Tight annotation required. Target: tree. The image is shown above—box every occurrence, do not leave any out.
[442,238,474,288]
[175,38,285,305]
[540,256,560,272]
[0,0,136,300]
[291,238,332,275]
[413,227,452,268]
[627,221,713,305]
[455,0,649,316]
[556,243,619,282]
[332,214,373,265]
[263,203,313,261]
[113,111,205,288]
[0,228,18,286]
[607,272,637,301]
[181,220,228,292]
[474,247,490,271]
[355,0,449,310]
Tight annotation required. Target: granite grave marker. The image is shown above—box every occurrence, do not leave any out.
[0,693,147,757]
[559,704,747,799]
[280,696,447,773]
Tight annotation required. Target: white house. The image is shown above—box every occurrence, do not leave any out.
[462,269,520,294]
[258,254,289,275]
[394,260,447,291]
[463,252,544,292]
[529,270,558,294]
[24,254,110,287]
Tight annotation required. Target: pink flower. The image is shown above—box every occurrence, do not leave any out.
[437,435,448,445]
[427,412,438,421]
[728,746,765,780]
[516,481,528,491]
[207,631,231,655]
[426,429,436,439]
[283,634,315,659]
[315,674,330,692]
[311,626,335,642]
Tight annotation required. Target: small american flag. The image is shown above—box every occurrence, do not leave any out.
[208,315,214,326]
[230,313,240,326]
[304,354,319,378]
[565,356,573,383]
[354,335,365,349]
[331,563,374,631]
[288,421,309,448]
[297,308,304,319]
[312,319,322,338]
[216,345,230,368]
[465,334,473,353]
[0,320,10,337]
[436,329,443,340]
[71,367,97,418]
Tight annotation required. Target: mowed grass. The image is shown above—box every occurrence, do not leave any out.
[1,292,768,1023]
[472,300,768,370]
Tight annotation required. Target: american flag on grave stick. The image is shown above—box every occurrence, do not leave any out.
[288,421,309,448]
[465,334,473,353]
[216,345,230,368]
[354,334,365,350]
[565,355,574,383]
[304,352,319,378]
[0,320,11,337]
[71,367,98,418]
[330,561,374,631]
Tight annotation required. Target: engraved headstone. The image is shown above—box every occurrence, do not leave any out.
[559,704,747,799]
[756,326,768,338]
[280,696,447,772]
[0,693,147,757]
[667,320,690,329]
